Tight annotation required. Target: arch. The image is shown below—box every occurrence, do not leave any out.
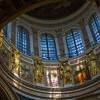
[16,19,34,54]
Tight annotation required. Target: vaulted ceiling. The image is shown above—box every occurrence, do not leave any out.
[26,0,86,20]
[0,0,100,28]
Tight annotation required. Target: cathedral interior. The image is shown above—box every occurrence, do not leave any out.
[0,0,100,100]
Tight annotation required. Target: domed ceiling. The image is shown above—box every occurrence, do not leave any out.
[26,0,86,20]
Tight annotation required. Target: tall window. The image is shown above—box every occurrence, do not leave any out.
[89,13,100,43]
[16,25,30,55]
[40,33,57,61]
[66,29,85,58]
[3,25,8,38]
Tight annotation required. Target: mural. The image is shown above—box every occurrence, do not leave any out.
[20,64,32,82]
[33,56,44,84]
[0,36,99,87]
[46,69,59,87]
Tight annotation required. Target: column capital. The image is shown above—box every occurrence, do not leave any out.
[78,18,89,28]
[54,29,66,37]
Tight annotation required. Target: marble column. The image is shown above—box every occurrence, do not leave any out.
[11,20,16,45]
[79,19,91,50]
[32,29,39,56]
[57,33,65,58]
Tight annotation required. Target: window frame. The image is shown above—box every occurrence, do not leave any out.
[66,29,85,58]
[88,13,100,44]
[16,25,31,55]
[40,33,58,61]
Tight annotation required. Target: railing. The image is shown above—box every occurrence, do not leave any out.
[0,31,100,88]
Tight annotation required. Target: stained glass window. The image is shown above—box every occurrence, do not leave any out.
[40,33,57,61]
[66,29,85,58]
[16,25,30,55]
[89,13,100,43]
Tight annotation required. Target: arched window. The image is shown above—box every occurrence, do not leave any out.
[3,25,8,38]
[88,13,100,43]
[66,29,85,58]
[16,25,30,55]
[40,33,57,61]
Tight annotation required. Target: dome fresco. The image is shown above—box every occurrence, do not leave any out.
[26,0,86,20]
[0,0,100,100]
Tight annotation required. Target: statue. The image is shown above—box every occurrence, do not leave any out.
[33,56,44,83]
[10,45,20,76]
[59,58,73,85]
[0,31,4,47]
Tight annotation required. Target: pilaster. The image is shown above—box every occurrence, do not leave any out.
[79,19,91,50]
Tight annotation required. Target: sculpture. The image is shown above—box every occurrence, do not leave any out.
[0,31,4,47]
